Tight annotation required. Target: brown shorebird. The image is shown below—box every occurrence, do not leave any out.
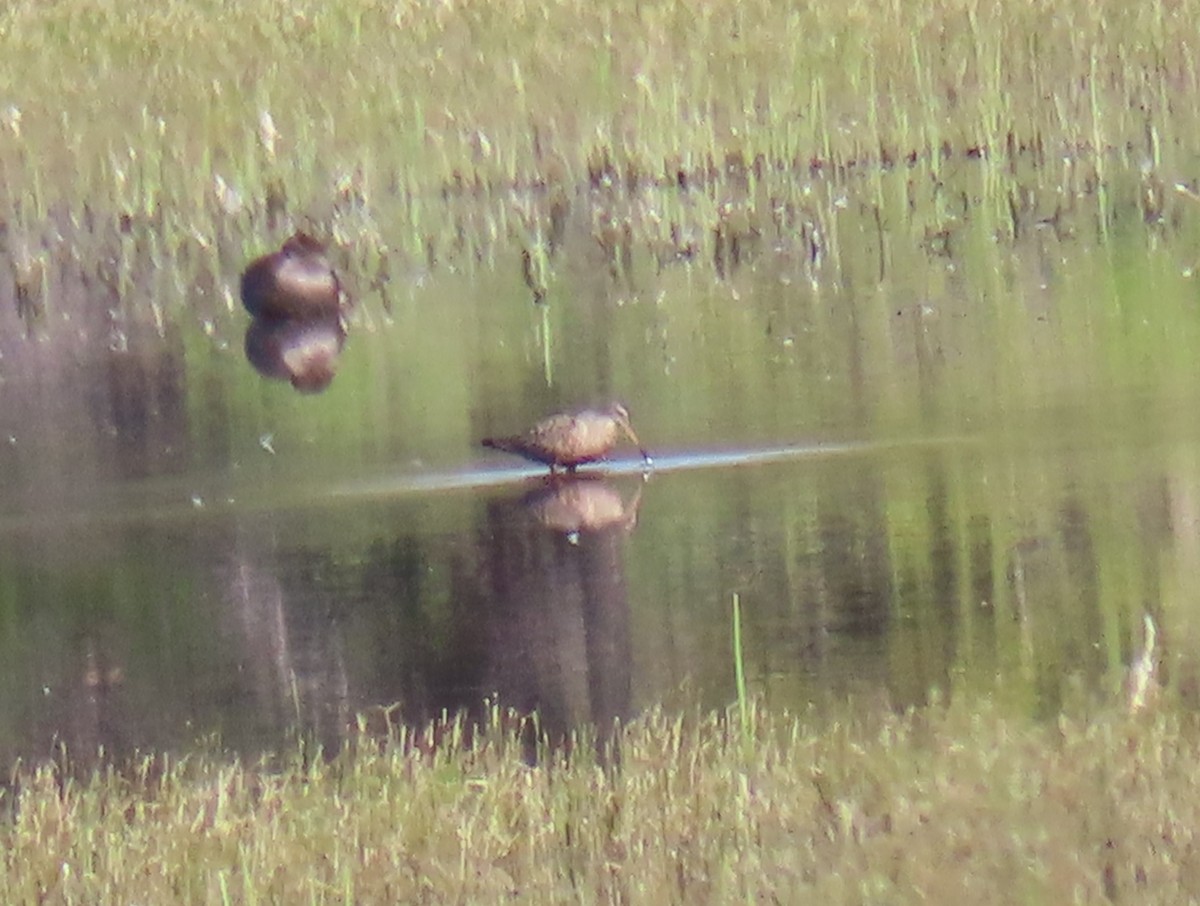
[240,232,342,320]
[482,402,651,472]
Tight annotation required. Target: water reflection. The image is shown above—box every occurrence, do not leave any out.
[243,315,346,393]
[218,530,356,753]
[3,192,1200,768]
[157,474,644,765]
[477,475,643,750]
[519,473,644,537]
[0,434,1191,767]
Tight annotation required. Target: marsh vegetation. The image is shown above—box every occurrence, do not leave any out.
[3,0,1200,899]
[4,701,1200,903]
[3,0,1198,322]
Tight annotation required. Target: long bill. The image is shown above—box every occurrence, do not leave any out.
[618,420,653,467]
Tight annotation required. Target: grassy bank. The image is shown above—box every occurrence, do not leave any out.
[2,0,1198,298]
[1,698,1197,903]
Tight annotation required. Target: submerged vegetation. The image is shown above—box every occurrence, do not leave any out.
[3,699,1200,903]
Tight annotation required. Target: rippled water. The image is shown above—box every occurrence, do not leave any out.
[1,172,1199,763]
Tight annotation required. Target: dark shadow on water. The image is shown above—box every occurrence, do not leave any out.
[353,474,645,764]
[36,472,648,770]
[475,475,643,761]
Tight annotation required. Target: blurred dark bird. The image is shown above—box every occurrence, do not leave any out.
[240,232,342,320]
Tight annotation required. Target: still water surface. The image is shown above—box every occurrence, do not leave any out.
[1,179,1199,763]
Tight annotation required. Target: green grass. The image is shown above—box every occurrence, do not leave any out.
[0,698,1196,903]
[731,592,750,748]
[2,4,1200,898]
[3,0,1199,298]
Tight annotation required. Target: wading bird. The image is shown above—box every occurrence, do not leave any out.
[240,232,342,320]
[482,402,652,473]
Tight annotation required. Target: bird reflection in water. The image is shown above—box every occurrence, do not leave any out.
[243,315,345,394]
[240,232,350,394]
[519,472,645,541]
[481,473,648,763]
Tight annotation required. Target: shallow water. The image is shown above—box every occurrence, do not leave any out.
[2,174,1200,762]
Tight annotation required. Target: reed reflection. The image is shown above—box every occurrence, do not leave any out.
[477,475,645,752]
